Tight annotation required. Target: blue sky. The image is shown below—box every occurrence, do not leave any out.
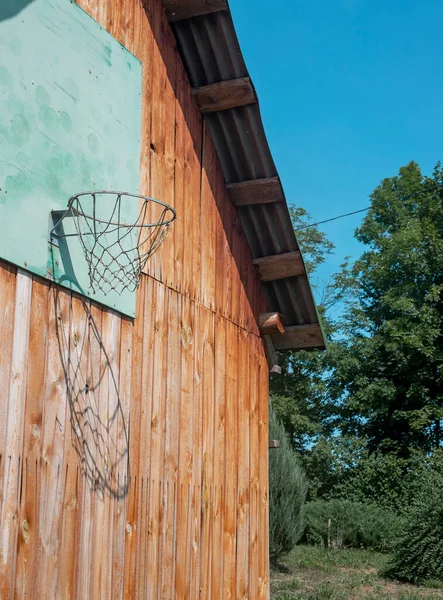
[230,0,443,297]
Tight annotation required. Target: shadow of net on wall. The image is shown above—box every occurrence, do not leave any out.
[54,289,130,500]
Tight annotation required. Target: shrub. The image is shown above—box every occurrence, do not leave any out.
[303,499,401,552]
[383,475,443,584]
[269,403,307,562]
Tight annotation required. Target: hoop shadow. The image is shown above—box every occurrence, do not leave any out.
[0,0,36,21]
[54,289,129,500]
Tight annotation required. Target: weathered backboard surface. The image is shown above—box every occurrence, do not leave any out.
[0,0,142,317]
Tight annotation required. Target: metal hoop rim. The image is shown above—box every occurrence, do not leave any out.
[67,190,177,228]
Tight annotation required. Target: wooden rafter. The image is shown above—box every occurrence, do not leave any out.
[253,251,304,282]
[192,78,256,113]
[226,176,284,206]
[271,324,324,350]
[259,312,285,335]
[263,335,281,374]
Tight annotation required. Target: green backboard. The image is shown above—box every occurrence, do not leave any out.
[0,0,142,317]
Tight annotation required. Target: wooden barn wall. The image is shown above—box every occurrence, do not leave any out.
[0,0,271,598]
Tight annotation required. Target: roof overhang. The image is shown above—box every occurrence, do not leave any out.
[161,0,326,352]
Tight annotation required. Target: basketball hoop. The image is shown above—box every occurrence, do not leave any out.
[50,191,176,296]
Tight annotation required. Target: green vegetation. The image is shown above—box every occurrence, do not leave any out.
[303,500,401,552]
[271,546,443,599]
[269,404,307,562]
[269,162,443,595]
[384,476,443,583]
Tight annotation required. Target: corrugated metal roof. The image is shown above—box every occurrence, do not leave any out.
[163,1,325,349]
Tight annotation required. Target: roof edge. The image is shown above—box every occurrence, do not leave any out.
[160,0,326,351]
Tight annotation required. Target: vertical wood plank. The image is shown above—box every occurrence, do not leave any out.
[75,300,98,600]
[236,328,250,599]
[232,210,244,330]
[211,314,226,600]
[0,270,32,599]
[223,320,238,599]
[200,121,216,313]
[248,334,260,599]
[14,277,49,598]
[199,305,215,599]
[98,308,122,598]
[160,288,181,599]
[56,294,90,600]
[36,286,70,598]
[146,280,168,599]
[139,277,156,598]
[123,275,146,600]
[149,0,177,287]
[174,295,195,597]
[214,158,226,324]
[258,344,270,600]
[190,305,202,600]
[112,315,132,598]
[222,192,234,322]
[0,263,17,520]
[173,58,186,298]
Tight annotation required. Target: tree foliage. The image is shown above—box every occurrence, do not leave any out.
[303,499,401,552]
[269,403,307,562]
[330,162,443,457]
[384,472,443,583]
[271,161,443,508]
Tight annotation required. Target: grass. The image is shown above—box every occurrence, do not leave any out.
[271,546,443,600]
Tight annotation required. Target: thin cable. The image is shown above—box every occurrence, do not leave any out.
[295,183,443,231]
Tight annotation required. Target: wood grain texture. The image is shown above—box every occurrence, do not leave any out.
[258,345,270,599]
[0,0,272,596]
[259,312,286,334]
[0,258,270,599]
[271,323,324,350]
[0,270,32,599]
[227,176,284,206]
[193,78,256,113]
[253,250,304,282]
[263,334,281,375]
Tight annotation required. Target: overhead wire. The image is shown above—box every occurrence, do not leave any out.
[294,183,443,231]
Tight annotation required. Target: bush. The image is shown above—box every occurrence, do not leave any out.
[303,499,401,552]
[269,403,308,562]
[383,476,443,584]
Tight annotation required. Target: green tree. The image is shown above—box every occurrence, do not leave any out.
[270,206,346,456]
[384,471,443,583]
[269,403,307,562]
[330,162,443,457]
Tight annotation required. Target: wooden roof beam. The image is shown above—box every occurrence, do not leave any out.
[192,78,256,113]
[162,0,228,21]
[226,176,284,206]
[259,312,285,335]
[253,251,304,282]
[263,335,281,374]
[271,324,324,350]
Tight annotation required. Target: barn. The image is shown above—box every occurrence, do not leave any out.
[0,0,324,598]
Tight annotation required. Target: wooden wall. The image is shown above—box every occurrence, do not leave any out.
[0,0,271,598]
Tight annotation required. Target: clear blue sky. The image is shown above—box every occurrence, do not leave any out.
[230,0,443,296]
